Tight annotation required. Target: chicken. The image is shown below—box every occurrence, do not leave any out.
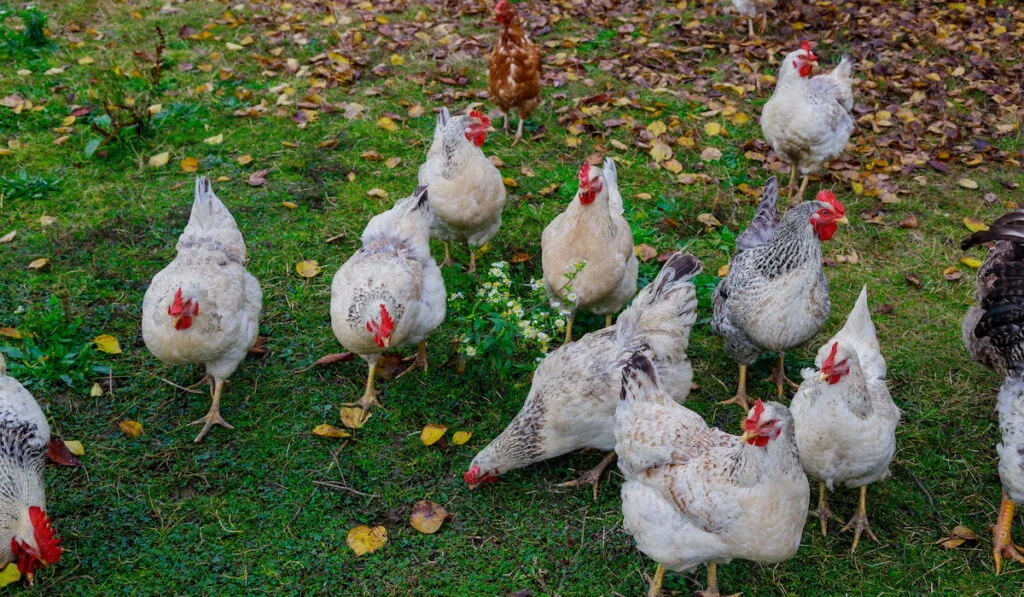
[142,177,262,442]
[761,41,855,200]
[790,286,899,552]
[330,186,446,427]
[465,253,701,498]
[417,108,506,272]
[616,352,808,597]
[961,211,1024,573]
[541,158,637,343]
[0,354,63,585]
[712,180,848,409]
[488,0,541,145]
[731,0,776,37]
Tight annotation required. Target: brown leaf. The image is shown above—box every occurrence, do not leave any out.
[510,253,532,263]
[876,304,895,315]
[900,214,919,229]
[905,274,922,289]
[247,169,268,187]
[935,525,978,550]
[943,266,962,281]
[634,244,658,262]
[374,352,411,380]
[312,353,355,367]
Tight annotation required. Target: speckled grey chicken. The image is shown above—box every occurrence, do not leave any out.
[616,352,809,597]
[761,42,855,200]
[331,186,446,427]
[142,177,263,442]
[962,211,1024,573]
[712,180,848,409]
[464,253,701,498]
[0,355,63,585]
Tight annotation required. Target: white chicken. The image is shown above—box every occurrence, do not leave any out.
[464,253,701,498]
[541,158,637,342]
[790,286,899,552]
[616,352,808,597]
[0,354,63,585]
[761,41,855,200]
[417,108,506,273]
[142,177,263,442]
[330,186,446,426]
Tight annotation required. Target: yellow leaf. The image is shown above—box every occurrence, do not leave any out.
[28,258,49,270]
[204,133,224,145]
[0,563,20,587]
[367,188,388,199]
[280,201,298,209]
[0,230,14,243]
[90,382,103,397]
[94,334,122,354]
[312,424,351,439]
[963,217,989,233]
[646,120,667,136]
[697,213,722,229]
[452,431,472,445]
[39,216,56,227]
[61,115,76,126]
[961,257,982,269]
[119,419,143,438]
[409,500,448,534]
[717,264,729,277]
[390,54,405,66]
[346,525,387,556]
[420,423,447,446]
[957,178,979,189]
[225,42,243,51]
[376,116,399,132]
[385,157,401,169]
[340,406,371,429]
[78,56,95,65]
[180,157,199,172]
[295,260,322,278]
[237,154,253,165]
[64,440,85,456]
[649,141,673,162]
[148,151,170,167]
[730,112,750,125]
[0,327,22,339]
[704,122,723,136]
[408,104,424,118]
[148,104,162,115]
[565,136,581,148]
[851,181,864,195]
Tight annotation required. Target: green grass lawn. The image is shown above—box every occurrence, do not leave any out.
[1,0,1023,595]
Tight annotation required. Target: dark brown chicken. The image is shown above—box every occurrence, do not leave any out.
[487,0,541,145]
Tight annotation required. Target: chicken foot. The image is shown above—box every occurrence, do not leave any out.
[746,17,754,38]
[647,564,665,597]
[604,314,614,328]
[696,562,741,597]
[842,485,879,553]
[718,364,752,412]
[343,361,381,425]
[563,315,575,344]
[993,492,1024,574]
[190,378,234,443]
[557,452,617,501]
[396,341,429,379]
[767,352,800,398]
[809,481,843,536]
[512,115,525,146]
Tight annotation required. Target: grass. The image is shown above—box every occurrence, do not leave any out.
[0,0,1022,595]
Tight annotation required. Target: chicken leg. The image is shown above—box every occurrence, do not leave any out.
[557,452,617,501]
[396,341,429,379]
[696,562,741,597]
[191,377,234,443]
[842,485,879,553]
[718,364,751,412]
[746,17,754,38]
[605,314,613,328]
[343,361,380,425]
[563,315,575,344]
[993,492,1024,574]
[759,12,768,33]
[786,164,799,200]
[647,564,665,597]
[512,114,525,146]
[796,175,810,202]
[469,249,477,274]
[768,352,800,398]
[503,112,510,133]
[809,481,842,536]
[440,242,453,267]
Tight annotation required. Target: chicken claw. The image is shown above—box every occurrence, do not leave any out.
[841,486,878,553]
[809,481,843,536]
[396,341,429,379]
[718,364,751,411]
[557,452,616,501]
[766,352,799,398]
[993,492,1024,574]
[190,379,233,443]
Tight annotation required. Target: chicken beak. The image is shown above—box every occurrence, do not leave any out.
[836,215,850,225]
[485,125,496,133]
[382,336,392,349]
[467,481,481,490]
[170,315,181,328]
[819,371,829,382]
[739,430,754,443]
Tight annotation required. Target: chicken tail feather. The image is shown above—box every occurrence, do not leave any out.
[735,177,780,251]
[189,176,238,233]
[619,350,660,402]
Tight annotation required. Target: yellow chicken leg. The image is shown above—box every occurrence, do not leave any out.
[512,115,525,146]
[343,361,380,425]
[605,314,613,328]
[768,352,799,398]
[564,315,575,344]
[993,492,1024,574]
[697,562,741,597]
[440,242,453,267]
[796,175,810,202]
[191,378,234,443]
[809,481,842,536]
[557,452,617,501]
[718,364,751,411]
[647,564,665,597]
[842,485,879,553]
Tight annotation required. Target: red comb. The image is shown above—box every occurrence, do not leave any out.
[822,342,839,371]
[464,465,479,485]
[366,304,395,347]
[815,190,845,215]
[29,507,62,565]
[743,400,766,433]
[469,110,490,127]
[495,0,509,11]
[578,162,591,188]
[801,41,818,61]
[171,288,184,311]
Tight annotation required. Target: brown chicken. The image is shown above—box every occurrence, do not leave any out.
[488,0,541,145]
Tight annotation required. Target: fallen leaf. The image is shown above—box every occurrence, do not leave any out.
[646,121,667,136]
[452,431,472,445]
[961,257,982,269]
[957,179,979,190]
[943,266,963,281]
[347,525,387,556]
[27,258,49,270]
[312,424,351,439]
[935,525,978,550]
[662,159,683,174]
[0,328,21,339]
[311,353,355,367]
[390,54,405,66]
[634,244,658,262]
[408,104,424,118]
[421,423,447,446]
[93,334,122,354]
[963,217,989,233]
[409,500,448,534]
[204,133,224,145]
[376,116,399,132]
[0,230,14,243]
[718,264,729,277]
[905,274,922,288]
[295,260,321,278]
[700,147,722,162]
[340,406,371,429]
[90,382,103,396]
[280,201,298,209]
[119,419,143,438]
[62,440,85,457]
[385,157,401,169]
[39,216,56,227]
[367,188,388,199]
[0,563,20,587]
[148,151,170,167]
[649,141,673,162]
[77,56,95,65]
[900,215,919,229]
[634,193,652,200]
[704,122,723,136]
[180,157,199,172]
[697,213,722,229]
[237,154,253,165]
[510,253,531,263]
[247,169,268,186]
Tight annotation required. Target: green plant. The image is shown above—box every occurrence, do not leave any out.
[0,167,62,200]
[448,261,566,376]
[0,5,52,55]
[0,297,110,390]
